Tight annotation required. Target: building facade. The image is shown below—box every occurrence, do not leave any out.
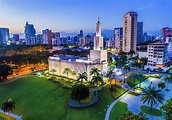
[24,22,36,44]
[0,28,10,44]
[161,27,172,43]
[114,27,123,50]
[122,11,138,52]
[42,29,52,44]
[147,43,168,66]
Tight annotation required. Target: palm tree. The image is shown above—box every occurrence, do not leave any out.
[164,75,172,89]
[157,67,162,75]
[1,99,15,120]
[89,67,101,77]
[91,75,103,97]
[77,72,88,83]
[50,68,56,76]
[158,82,166,89]
[71,71,76,76]
[140,57,148,70]
[108,59,116,70]
[63,68,72,78]
[106,70,116,88]
[158,82,166,94]
[140,85,164,111]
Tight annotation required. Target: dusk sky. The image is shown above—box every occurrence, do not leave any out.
[0,0,172,35]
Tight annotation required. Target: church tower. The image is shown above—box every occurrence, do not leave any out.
[90,17,107,65]
[94,17,104,50]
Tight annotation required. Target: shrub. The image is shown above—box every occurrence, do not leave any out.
[71,84,89,103]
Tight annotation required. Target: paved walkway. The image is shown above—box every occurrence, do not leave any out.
[105,74,171,120]
[0,110,22,120]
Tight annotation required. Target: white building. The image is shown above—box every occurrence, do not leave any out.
[48,18,107,80]
[147,43,168,66]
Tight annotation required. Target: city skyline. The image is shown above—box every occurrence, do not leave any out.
[0,0,172,35]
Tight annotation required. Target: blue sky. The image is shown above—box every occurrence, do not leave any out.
[0,0,172,35]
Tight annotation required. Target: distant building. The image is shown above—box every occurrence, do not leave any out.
[52,32,60,45]
[0,28,10,44]
[24,22,36,44]
[123,11,138,52]
[36,34,43,44]
[114,27,123,50]
[161,27,172,43]
[165,35,172,52]
[147,43,168,66]
[79,37,90,48]
[137,22,143,45]
[42,29,52,44]
[13,34,19,44]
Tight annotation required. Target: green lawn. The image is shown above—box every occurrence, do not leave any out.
[0,113,16,120]
[109,101,128,120]
[140,105,162,116]
[0,76,114,120]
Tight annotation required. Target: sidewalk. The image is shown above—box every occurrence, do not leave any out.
[0,110,22,120]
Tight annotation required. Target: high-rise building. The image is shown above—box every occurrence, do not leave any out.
[0,28,10,44]
[122,11,138,52]
[137,22,143,45]
[161,27,172,43]
[24,21,36,44]
[13,34,19,44]
[114,27,123,50]
[52,32,60,45]
[147,43,168,66]
[42,29,52,44]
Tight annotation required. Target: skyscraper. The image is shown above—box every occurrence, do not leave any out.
[42,29,52,44]
[122,11,138,52]
[137,22,143,45]
[13,34,19,44]
[24,22,36,44]
[114,27,123,50]
[0,28,10,44]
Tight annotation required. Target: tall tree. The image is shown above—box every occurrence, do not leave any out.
[160,98,172,120]
[140,57,148,70]
[108,59,116,70]
[89,67,101,77]
[106,70,115,88]
[164,75,172,89]
[140,85,164,111]
[77,72,88,83]
[0,64,13,80]
[91,75,103,97]
[1,99,15,120]
[63,68,72,78]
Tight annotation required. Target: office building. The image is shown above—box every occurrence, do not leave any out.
[161,27,172,43]
[122,11,138,52]
[114,27,123,50]
[0,28,10,44]
[24,22,36,44]
[147,43,168,66]
[137,22,143,45]
[42,29,52,44]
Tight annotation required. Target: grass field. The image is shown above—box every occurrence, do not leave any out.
[109,101,128,120]
[140,105,162,116]
[0,76,114,120]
